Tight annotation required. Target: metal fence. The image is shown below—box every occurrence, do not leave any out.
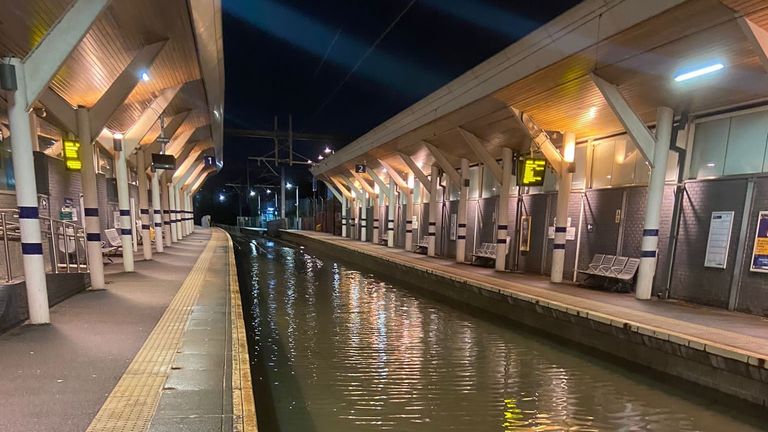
[0,209,88,282]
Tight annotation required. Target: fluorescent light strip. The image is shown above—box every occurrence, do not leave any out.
[674,63,724,82]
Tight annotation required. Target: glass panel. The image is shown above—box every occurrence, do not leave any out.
[634,153,651,185]
[481,165,497,197]
[571,144,586,190]
[690,117,729,179]
[446,173,459,201]
[542,165,557,192]
[0,137,15,190]
[468,166,481,199]
[665,151,679,182]
[611,137,636,186]
[591,139,614,188]
[725,111,768,175]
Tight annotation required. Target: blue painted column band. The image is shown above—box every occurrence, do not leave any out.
[643,229,659,237]
[22,243,43,255]
[141,224,150,230]
[86,233,101,242]
[121,228,132,236]
[555,226,567,233]
[154,222,163,227]
[140,209,149,215]
[18,207,39,219]
[641,250,657,258]
[497,224,508,230]
[84,208,99,217]
[119,209,130,216]
[553,244,566,250]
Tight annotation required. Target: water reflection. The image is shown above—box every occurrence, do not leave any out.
[240,238,766,432]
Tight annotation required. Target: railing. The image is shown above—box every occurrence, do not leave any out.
[0,209,88,283]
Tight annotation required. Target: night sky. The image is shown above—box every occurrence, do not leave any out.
[198,0,581,223]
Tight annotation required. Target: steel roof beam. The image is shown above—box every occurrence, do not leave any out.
[174,140,213,182]
[38,89,77,133]
[367,168,391,197]
[178,158,205,190]
[22,0,110,110]
[89,41,168,138]
[422,141,461,186]
[322,179,344,203]
[343,176,365,202]
[511,109,567,176]
[123,85,183,154]
[190,169,214,193]
[739,17,768,74]
[377,159,411,196]
[457,128,503,182]
[590,73,656,166]
[397,152,431,193]
[349,169,375,195]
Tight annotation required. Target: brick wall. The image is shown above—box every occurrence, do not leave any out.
[734,178,768,316]
[577,189,623,273]
[670,179,747,308]
[518,194,548,274]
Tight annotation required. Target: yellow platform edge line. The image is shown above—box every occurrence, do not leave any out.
[86,232,221,432]
[224,229,259,432]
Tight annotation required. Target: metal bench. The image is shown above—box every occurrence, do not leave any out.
[102,228,122,263]
[578,254,640,292]
[471,242,497,264]
[414,237,429,254]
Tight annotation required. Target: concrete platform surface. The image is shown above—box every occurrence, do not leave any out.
[0,228,256,432]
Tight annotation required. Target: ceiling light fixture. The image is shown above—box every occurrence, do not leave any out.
[674,63,724,82]
[141,72,150,82]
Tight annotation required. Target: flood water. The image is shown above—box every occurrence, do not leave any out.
[234,235,767,432]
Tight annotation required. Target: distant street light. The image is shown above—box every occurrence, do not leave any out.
[324,147,332,154]
[249,190,256,197]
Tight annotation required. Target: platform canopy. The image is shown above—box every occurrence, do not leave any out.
[312,0,768,182]
[0,0,225,174]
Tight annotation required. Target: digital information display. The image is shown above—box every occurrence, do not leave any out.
[63,139,82,171]
[517,157,546,186]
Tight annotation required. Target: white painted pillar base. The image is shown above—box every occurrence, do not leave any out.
[341,197,348,237]
[5,58,49,324]
[387,177,395,248]
[360,200,368,242]
[636,107,674,299]
[151,172,164,253]
[167,183,177,243]
[115,148,134,272]
[495,148,513,271]
[136,150,152,261]
[405,192,414,251]
[161,179,172,247]
[457,158,469,263]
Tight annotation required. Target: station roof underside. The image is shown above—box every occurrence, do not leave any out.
[0,0,224,172]
[311,0,768,182]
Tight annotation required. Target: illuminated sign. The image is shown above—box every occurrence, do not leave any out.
[63,139,82,171]
[517,157,546,186]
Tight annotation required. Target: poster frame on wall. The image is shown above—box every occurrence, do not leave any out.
[750,211,768,273]
[520,216,532,252]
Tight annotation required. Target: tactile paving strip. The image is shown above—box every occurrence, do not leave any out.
[86,232,221,432]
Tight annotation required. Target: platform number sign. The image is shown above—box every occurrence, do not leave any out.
[355,164,366,173]
[63,139,82,171]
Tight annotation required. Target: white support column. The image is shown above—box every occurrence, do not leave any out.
[387,176,395,247]
[174,185,184,239]
[114,136,134,272]
[4,58,49,324]
[405,175,414,252]
[551,133,575,282]
[457,158,470,263]
[372,192,380,244]
[360,193,368,242]
[161,178,173,246]
[137,150,152,260]
[75,108,105,288]
[341,196,348,237]
[166,182,177,243]
[636,107,673,299]
[495,148,513,271]
[427,165,439,257]
[152,171,164,253]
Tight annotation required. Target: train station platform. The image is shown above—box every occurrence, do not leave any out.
[281,229,768,408]
[0,228,256,432]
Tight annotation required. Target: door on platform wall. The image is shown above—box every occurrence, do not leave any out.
[473,196,497,258]
[518,195,547,274]
[395,204,405,248]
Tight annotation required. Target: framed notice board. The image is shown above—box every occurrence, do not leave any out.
[704,211,734,269]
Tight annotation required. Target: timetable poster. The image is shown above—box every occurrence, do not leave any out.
[750,211,768,273]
